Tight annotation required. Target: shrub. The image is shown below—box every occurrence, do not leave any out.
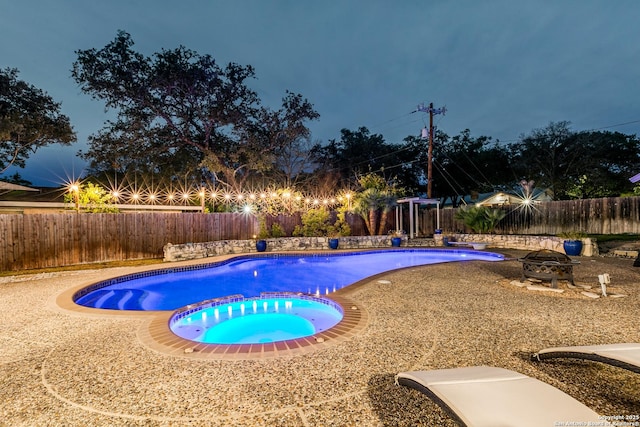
[558,231,588,240]
[293,207,331,237]
[270,223,286,238]
[454,206,505,233]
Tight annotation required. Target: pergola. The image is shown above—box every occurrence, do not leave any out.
[395,197,440,238]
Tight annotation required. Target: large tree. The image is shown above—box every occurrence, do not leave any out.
[509,121,579,198]
[72,31,318,190]
[0,68,75,173]
[510,121,640,199]
[433,129,513,206]
[238,91,319,188]
[311,126,405,188]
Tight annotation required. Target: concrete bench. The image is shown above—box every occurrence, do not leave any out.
[447,241,488,250]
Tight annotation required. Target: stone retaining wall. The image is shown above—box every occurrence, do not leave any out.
[440,234,598,257]
[163,235,413,262]
[163,233,598,262]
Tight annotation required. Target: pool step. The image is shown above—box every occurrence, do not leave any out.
[80,289,148,310]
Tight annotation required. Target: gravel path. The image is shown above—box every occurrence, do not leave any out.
[1,250,639,426]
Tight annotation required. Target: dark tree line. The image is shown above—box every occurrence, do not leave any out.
[4,31,640,203]
[313,121,640,203]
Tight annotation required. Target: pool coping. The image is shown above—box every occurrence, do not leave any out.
[139,293,367,360]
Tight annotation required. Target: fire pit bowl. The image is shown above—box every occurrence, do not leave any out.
[518,249,580,288]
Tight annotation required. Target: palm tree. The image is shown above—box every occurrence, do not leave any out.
[352,173,402,236]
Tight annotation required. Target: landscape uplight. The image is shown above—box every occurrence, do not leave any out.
[68,182,80,212]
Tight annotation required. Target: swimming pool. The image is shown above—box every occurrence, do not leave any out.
[74,249,504,311]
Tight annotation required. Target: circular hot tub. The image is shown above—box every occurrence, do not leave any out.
[169,293,343,345]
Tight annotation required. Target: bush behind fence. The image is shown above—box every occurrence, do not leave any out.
[2,197,640,271]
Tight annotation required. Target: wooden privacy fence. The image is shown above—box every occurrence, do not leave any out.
[0,212,373,271]
[418,196,640,235]
[0,213,259,271]
[3,196,640,271]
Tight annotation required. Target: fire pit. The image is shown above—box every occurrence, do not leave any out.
[518,250,580,288]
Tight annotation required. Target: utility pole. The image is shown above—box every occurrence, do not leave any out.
[417,102,446,198]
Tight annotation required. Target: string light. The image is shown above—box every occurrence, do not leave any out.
[60,177,353,212]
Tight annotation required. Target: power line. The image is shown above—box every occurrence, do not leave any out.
[593,118,640,131]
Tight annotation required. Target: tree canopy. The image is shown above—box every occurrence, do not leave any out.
[311,126,419,192]
[510,121,640,199]
[0,68,75,173]
[431,129,512,206]
[72,30,318,190]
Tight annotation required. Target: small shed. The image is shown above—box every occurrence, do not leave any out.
[476,190,552,207]
[0,181,39,194]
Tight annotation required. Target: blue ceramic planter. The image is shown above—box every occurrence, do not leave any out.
[329,238,339,250]
[256,240,267,252]
[391,237,402,247]
[563,240,583,256]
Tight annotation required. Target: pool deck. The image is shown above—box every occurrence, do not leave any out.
[2,249,640,425]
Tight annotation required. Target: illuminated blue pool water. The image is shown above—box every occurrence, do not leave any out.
[170,295,343,344]
[74,249,504,311]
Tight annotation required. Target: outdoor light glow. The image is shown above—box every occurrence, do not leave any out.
[61,175,351,212]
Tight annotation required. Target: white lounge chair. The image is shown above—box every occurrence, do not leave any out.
[395,366,600,427]
[532,343,640,374]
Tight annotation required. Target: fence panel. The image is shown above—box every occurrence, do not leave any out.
[418,196,640,236]
[0,212,264,271]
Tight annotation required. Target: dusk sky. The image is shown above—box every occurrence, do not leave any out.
[2,1,640,186]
